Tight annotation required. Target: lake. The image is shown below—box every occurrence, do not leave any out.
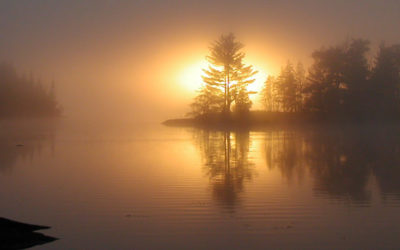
[1,119,400,249]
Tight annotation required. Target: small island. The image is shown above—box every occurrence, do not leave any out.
[165,34,400,128]
[164,111,325,129]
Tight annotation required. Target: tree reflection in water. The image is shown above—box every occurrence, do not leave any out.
[192,129,255,210]
[0,119,56,173]
[192,124,400,207]
[264,124,400,203]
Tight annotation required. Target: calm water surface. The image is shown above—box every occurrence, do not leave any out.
[1,119,400,249]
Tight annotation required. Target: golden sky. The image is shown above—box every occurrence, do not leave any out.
[0,0,399,121]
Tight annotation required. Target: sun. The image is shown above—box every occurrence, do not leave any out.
[178,60,210,92]
[247,65,268,93]
[179,60,268,97]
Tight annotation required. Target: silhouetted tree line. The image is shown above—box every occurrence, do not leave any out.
[0,63,61,117]
[262,39,400,120]
[189,34,400,121]
[262,62,306,112]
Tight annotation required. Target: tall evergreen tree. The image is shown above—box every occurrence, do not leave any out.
[275,62,299,112]
[203,33,257,114]
[295,62,306,112]
[304,43,348,113]
[262,62,304,113]
[261,76,275,112]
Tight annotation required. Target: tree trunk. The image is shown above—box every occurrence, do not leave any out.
[224,75,227,113]
[226,67,231,114]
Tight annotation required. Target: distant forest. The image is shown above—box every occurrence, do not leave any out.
[0,63,61,117]
[189,34,400,121]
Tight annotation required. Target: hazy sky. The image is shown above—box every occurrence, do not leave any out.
[0,0,399,121]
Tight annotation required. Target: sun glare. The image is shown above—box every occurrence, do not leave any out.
[179,61,268,101]
[179,60,210,92]
[248,66,268,93]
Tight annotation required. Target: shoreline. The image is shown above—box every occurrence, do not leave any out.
[162,111,400,130]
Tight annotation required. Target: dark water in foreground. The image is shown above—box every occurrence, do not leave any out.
[1,119,400,249]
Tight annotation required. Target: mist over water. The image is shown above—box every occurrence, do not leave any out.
[1,0,400,249]
[1,0,400,121]
[0,119,400,249]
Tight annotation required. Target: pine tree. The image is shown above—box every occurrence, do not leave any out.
[276,62,298,112]
[295,62,306,112]
[203,33,257,114]
[261,76,275,112]
[187,84,224,117]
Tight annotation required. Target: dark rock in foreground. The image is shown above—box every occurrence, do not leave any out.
[0,217,57,249]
